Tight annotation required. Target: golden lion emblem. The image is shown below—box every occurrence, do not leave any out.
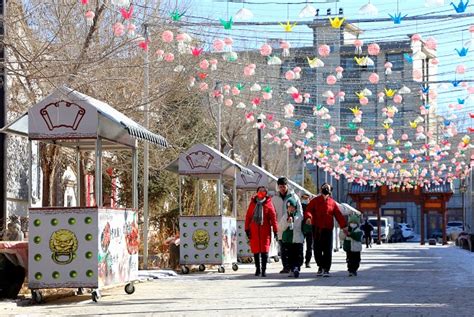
[192,229,210,250]
[49,229,78,265]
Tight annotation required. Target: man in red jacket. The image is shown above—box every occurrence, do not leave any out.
[304,183,348,277]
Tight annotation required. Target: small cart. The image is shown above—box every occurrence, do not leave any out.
[1,86,168,302]
[166,144,253,273]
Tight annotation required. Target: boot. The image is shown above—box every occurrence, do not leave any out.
[254,253,261,276]
[261,253,268,277]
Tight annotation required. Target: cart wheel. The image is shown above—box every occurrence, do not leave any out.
[218,266,225,273]
[31,290,43,304]
[181,266,190,274]
[91,290,101,302]
[273,256,280,262]
[125,283,135,295]
[198,264,206,272]
[77,288,84,295]
[232,263,239,271]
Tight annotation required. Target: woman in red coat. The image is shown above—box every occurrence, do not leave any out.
[245,186,278,277]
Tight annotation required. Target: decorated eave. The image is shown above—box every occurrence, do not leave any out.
[166,143,253,179]
[1,85,169,150]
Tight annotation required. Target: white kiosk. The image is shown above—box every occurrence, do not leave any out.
[1,86,168,302]
[166,144,253,273]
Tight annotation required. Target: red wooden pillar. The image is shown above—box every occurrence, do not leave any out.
[420,204,425,245]
[441,201,448,245]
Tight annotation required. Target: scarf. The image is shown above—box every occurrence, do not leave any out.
[253,197,266,226]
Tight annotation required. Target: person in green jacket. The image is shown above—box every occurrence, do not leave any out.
[342,215,363,277]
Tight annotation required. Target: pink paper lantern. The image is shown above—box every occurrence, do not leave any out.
[411,34,421,42]
[413,69,423,81]
[393,94,403,104]
[378,134,385,141]
[318,44,331,57]
[112,22,125,37]
[368,43,380,56]
[199,59,209,70]
[467,86,474,94]
[359,97,369,106]
[469,25,474,33]
[335,66,344,73]
[456,64,466,74]
[176,33,186,42]
[224,99,233,107]
[357,128,365,136]
[224,37,233,46]
[164,53,174,62]
[368,73,379,84]
[425,37,437,50]
[231,87,240,95]
[326,97,335,106]
[416,126,424,133]
[161,30,174,43]
[260,44,272,56]
[213,39,225,52]
[262,92,272,100]
[387,128,394,135]
[430,58,439,65]
[285,70,296,80]
[326,75,337,85]
[354,39,363,48]
[401,134,409,141]
[355,135,362,142]
[199,82,208,91]
[293,67,302,73]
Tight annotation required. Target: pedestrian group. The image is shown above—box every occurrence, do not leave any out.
[245,177,364,278]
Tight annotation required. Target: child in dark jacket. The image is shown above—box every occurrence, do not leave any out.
[342,215,363,276]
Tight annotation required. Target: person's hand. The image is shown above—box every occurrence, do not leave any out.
[288,217,293,223]
[306,218,312,225]
[343,227,349,236]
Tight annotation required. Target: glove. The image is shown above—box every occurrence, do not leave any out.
[245,230,251,240]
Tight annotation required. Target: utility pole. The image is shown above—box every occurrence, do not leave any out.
[142,24,150,269]
[1,0,6,228]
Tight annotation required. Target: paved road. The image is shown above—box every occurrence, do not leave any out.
[1,243,473,316]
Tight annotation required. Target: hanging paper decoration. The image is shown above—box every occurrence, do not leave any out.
[199,82,209,91]
[326,75,337,85]
[393,94,403,104]
[191,47,203,57]
[219,18,233,30]
[307,57,324,68]
[318,45,331,57]
[81,0,88,4]
[451,0,469,13]
[335,66,344,79]
[260,44,272,56]
[368,73,379,84]
[385,88,396,98]
[403,53,413,63]
[329,17,345,28]
[199,59,209,70]
[299,4,317,18]
[210,59,218,71]
[455,47,469,57]
[284,104,295,118]
[368,43,380,55]
[161,30,174,43]
[293,67,302,79]
[113,22,125,37]
[138,39,150,51]
[164,53,174,62]
[359,1,379,15]
[285,70,296,80]
[234,7,254,20]
[85,10,95,26]
[213,39,225,52]
[223,51,238,62]
[111,0,130,7]
[120,5,133,20]
[425,37,438,50]
[456,64,466,74]
[155,49,164,61]
[170,9,185,21]
[452,79,462,87]
[280,41,291,57]
[377,92,385,102]
[384,62,393,75]
[280,21,297,32]
[389,12,408,24]
[338,91,345,101]
[398,85,411,94]
[224,37,234,49]
[268,56,282,65]
[354,39,364,55]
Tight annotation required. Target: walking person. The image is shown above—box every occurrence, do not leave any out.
[342,215,363,276]
[273,177,302,274]
[279,198,304,278]
[361,219,374,248]
[300,194,313,268]
[245,186,278,277]
[304,183,348,277]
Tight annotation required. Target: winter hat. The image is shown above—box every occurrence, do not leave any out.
[348,214,360,224]
[287,197,297,208]
[277,177,288,185]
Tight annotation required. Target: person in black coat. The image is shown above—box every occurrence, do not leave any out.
[361,219,374,248]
